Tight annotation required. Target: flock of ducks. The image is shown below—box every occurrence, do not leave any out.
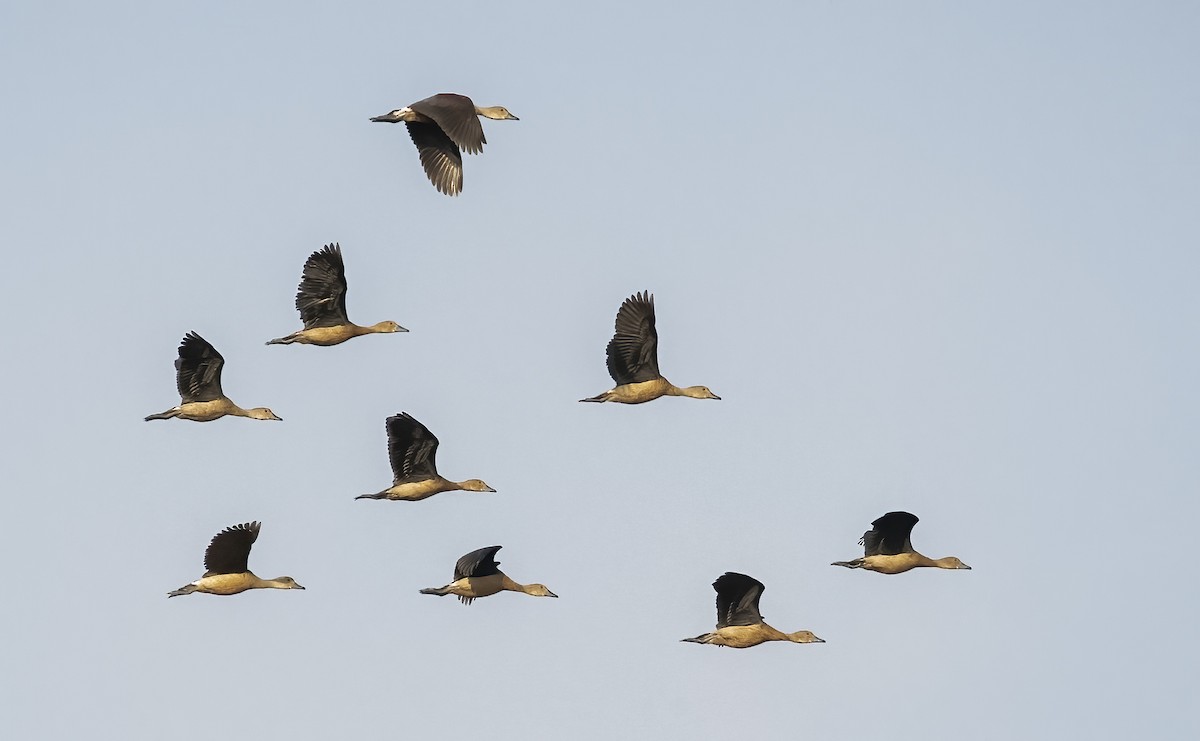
[155,93,971,649]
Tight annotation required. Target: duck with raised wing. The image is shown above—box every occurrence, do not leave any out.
[682,572,824,649]
[355,412,495,501]
[420,546,556,604]
[267,243,407,346]
[580,291,720,404]
[144,332,281,422]
[831,511,971,574]
[167,522,304,597]
[370,93,518,196]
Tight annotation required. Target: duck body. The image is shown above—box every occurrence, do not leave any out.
[358,474,493,502]
[355,413,494,502]
[419,546,557,605]
[831,512,971,574]
[268,323,399,347]
[684,623,821,649]
[169,572,302,597]
[682,572,824,649]
[267,244,407,347]
[370,93,519,196]
[580,292,720,404]
[145,332,281,422]
[167,522,304,598]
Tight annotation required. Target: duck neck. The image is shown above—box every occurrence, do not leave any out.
[499,574,535,594]
[668,384,706,399]
[258,577,294,590]
[475,105,508,120]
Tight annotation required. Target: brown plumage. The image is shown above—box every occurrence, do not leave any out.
[831,511,972,574]
[580,291,721,404]
[370,93,519,196]
[144,332,281,422]
[167,522,305,597]
[355,412,495,501]
[266,243,407,346]
[682,572,824,649]
[419,546,557,604]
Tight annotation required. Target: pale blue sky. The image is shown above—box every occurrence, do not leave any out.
[2,2,1198,739]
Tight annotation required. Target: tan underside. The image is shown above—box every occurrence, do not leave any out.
[382,477,456,501]
[699,623,791,649]
[860,553,929,574]
[444,574,509,600]
[289,325,365,346]
[602,378,673,404]
[193,572,261,595]
[175,399,240,422]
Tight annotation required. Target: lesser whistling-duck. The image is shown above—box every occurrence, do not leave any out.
[682,572,824,649]
[580,291,721,404]
[832,511,971,574]
[266,243,407,346]
[167,522,304,597]
[144,332,281,422]
[355,412,495,501]
[419,545,557,604]
[370,93,518,196]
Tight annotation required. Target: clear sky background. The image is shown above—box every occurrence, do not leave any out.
[2,2,1197,739]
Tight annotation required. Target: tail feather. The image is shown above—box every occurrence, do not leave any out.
[167,584,198,598]
[578,393,609,403]
[419,586,450,596]
[145,410,179,421]
[266,335,296,346]
[831,559,864,569]
[681,633,713,644]
[355,491,386,500]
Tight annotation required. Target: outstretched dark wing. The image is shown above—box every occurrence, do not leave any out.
[863,511,920,556]
[454,545,502,581]
[405,121,464,196]
[175,332,225,403]
[295,243,349,328]
[203,521,261,575]
[386,413,439,483]
[409,94,486,155]
[605,291,660,385]
[713,572,765,628]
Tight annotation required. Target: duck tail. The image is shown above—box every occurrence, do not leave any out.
[355,491,387,500]
[167,584,198,598]
[831,559,864,569]
[419,586,450,597]
[681,633,713,644]
[144,409,179,421]
[266,334,296,346]
[578,392,609,403]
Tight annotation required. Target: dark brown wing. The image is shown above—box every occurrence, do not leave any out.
[454,545,502,581]
[405,121,464,196]
[385,413,439,483]
[863,511,920,556]
[409,94,486,154]
[713,572,765,628]
[203,521,260,575]
[175,332,224,403]
[295,243,349,328]
[605,291,660,385]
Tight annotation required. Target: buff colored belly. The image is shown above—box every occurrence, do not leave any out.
[383,478,448,501]
[195,572,257,595]
[711,625,771,648]
[609,379,671,404]
[177,400,234,422]
[862,554,922,574]
[451,574,505,599]
[296,326,357,346]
